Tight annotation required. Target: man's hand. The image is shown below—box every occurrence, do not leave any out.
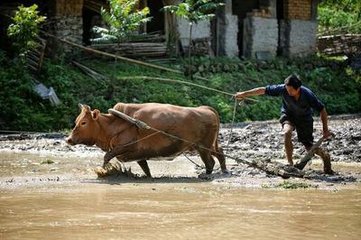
[234,87,266,100]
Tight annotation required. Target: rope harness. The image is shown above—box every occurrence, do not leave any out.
[108,108,263,172]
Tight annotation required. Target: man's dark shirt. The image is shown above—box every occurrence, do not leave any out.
[265,84,324,120]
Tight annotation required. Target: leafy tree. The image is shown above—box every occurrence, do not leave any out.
[100,0,151,44]
[163,0,224,76]
[318,0,361,34]
[7,4,46,57]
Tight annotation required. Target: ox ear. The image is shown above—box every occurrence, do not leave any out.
[92,109,100,120]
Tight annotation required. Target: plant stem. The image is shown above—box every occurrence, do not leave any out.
[188,22,193,79]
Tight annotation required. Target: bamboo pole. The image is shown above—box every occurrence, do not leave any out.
[43,31,182,74]
[42,31,212,82]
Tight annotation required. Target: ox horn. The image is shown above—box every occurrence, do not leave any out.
[78,103,91,111]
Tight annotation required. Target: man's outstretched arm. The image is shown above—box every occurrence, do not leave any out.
[234,87,266,100]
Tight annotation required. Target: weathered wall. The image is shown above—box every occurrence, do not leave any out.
[280,0,318,57]
[284,0,313,21]
[177,18,211,53]
[280,20,317,57]
[243,16,278,58]
[222,0,238,57]
[49,0,83,45]
[50,16,83,44]
[318,34,361,56]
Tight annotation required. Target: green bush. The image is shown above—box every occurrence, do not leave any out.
[0,54,360,131]
[7,4,46,57]
[318,0,361,34]
[99,0,150,44]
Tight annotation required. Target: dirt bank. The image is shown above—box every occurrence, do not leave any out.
[0,114,360,189]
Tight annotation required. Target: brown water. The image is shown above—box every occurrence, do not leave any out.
[1,152,361,240]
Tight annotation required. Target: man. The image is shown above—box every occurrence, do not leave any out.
[234,74,333,174]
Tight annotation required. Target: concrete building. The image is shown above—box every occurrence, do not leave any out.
[0,0,320,59]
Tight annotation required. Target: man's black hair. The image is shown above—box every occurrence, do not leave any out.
[284,74,302,89]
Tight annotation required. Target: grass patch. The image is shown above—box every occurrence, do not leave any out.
[0,52,360,131]
[40,159,55,164]
[262,180,315,189]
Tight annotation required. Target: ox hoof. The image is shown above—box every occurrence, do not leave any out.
[94,166,108,178]
[198,173,213,180]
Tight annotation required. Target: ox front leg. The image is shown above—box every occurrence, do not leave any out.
[103,145,125,168]
[103,152,114,168]
[137,160,152,178]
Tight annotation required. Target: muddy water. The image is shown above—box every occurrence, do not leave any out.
[1,152,361,240]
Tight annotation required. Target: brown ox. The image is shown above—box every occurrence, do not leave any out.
[66,103,227,177]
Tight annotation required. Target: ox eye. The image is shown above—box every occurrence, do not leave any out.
[81,121,86,126]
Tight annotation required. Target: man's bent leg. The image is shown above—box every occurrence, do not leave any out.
[283,123,294,165]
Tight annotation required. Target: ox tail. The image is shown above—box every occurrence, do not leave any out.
[201,106,227,172]
[200,106,222,150]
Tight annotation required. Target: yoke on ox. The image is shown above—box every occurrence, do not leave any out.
[66,103,227,177]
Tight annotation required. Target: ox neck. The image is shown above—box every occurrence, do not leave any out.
[94,114,131,151]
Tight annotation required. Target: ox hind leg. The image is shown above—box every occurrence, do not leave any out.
[197,147,215,174]
[137,160,152,178]
[211,142,227,173]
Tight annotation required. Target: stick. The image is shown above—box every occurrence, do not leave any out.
[294,136,325,170]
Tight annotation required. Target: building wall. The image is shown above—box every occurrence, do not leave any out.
[223,0,238,57]
[284,0,312,21]
[177,18,211,53]
[49,0,83,45]
[42,0,319,58]
[50,16,83,44]
[280,0,318,57]
[243,16,278,58]
[285,20,317,57]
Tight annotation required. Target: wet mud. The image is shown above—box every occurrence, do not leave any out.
[1,115,361,239]
[1,114,360,189]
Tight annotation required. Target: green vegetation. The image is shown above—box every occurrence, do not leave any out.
[162,0,224,50]
[163,0,224,74]
[263,181,314,189]
[41,159,55,164]
[1,1,359,132]
[94,0,151,44]
[0,51,360,131]
[7,4,46,57]
[318,0,361,34]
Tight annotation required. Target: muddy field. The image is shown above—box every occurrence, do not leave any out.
[1,115,361,239]
[0,114,361,188]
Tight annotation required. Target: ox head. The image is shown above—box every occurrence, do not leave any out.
[66,104,101,146]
